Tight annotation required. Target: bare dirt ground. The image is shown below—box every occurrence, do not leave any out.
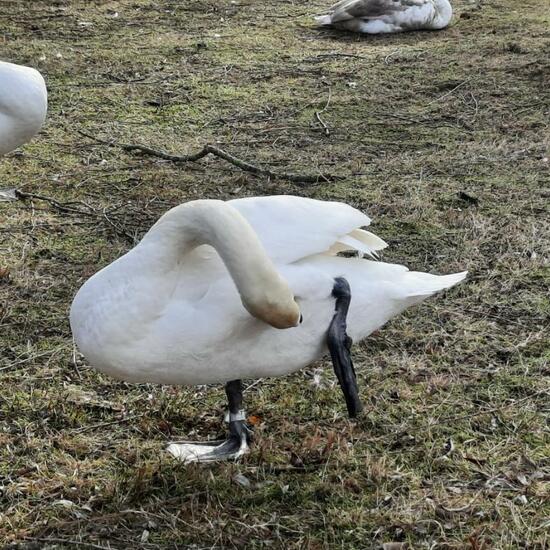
[1,0,548,548]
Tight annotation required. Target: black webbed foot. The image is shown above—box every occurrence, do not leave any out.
[167,380,251,463]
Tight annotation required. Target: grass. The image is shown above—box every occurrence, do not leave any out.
[1,0,549,548]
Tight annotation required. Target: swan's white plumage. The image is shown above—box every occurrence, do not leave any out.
[316,0,453,33]
[70,196,466,386]
[0,61,47,155]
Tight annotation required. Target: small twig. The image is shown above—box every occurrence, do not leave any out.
[101,207,136,244]
[78,130,343,184]
[437,490,482,514]
[264,12,308,18]
[315,86,332,136]
[305,53,370,62]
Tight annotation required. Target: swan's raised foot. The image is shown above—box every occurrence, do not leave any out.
[328,277,363,418]
[167,419,251,463]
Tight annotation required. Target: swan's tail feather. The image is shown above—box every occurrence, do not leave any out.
[315,15,333,26]
[405,271,467,297]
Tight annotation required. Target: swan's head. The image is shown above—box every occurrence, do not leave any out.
[243,278,302,329]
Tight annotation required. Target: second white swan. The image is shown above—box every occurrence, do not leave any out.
[315,0,453,34]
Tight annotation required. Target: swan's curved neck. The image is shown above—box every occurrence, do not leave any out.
[140,200,300,328]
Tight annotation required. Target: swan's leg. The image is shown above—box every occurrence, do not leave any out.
[167,379,251,463]
[327,277,363,418]
[224,378,252,450]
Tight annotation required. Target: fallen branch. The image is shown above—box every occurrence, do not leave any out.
[78,130,343,184]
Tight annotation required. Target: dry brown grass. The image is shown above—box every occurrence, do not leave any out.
[0,0,549,548]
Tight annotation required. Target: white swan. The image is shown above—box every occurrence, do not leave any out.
[315,0,453,33]
[0,61,47,156]
[70,196,466,462]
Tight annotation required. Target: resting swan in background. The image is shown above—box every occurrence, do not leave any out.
[316,0,453,34]
[0,61,47,156]
[70,196,466,463]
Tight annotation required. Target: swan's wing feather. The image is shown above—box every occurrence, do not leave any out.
[326,229,388,259]
[326,0,427,22]
[350,228,388,256]
[229,195,372,265]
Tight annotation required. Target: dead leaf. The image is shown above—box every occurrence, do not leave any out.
[247,414,262,426]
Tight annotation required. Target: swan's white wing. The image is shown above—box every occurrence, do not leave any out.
[228,195,374,265]
[325,0,428,22]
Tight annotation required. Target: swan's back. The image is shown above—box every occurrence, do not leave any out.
[0,61,48,155]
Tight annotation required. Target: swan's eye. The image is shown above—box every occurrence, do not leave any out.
[299,314,303,324]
